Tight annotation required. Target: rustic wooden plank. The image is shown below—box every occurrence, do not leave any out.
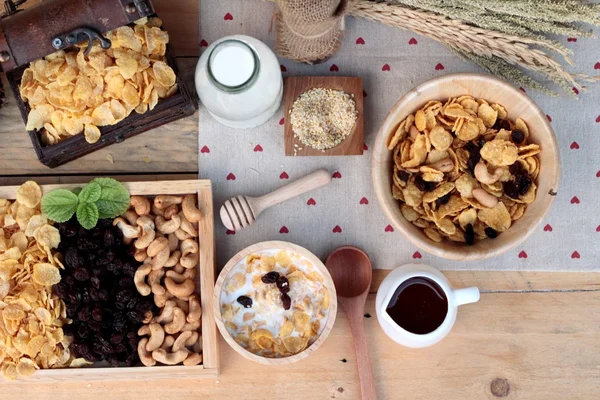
[0,173,197,186]
[17,0,199,57]
[2,271,599,398]
[0,58,199,176]
[371,269,600,294]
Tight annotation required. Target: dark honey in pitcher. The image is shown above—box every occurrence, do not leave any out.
[385,277,448,334]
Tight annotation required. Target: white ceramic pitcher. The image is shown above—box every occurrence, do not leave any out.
[375,264,480,348]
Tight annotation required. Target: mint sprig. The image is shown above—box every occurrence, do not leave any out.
[41,178,130,229]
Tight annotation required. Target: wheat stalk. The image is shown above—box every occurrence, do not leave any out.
[347,0,600,93]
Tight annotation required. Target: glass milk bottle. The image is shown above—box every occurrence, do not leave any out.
[195,35,283,129]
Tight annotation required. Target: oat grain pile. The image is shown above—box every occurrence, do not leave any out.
[290,88,358,151]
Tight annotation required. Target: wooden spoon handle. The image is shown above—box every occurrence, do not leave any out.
[344,298,377,400]
[253,169,331,213]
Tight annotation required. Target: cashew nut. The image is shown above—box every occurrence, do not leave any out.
[192,338,202,354]
[180,238,199,269]
[165,277,195,298]
[474,161,503,185]
[154,291,173,308]
[130,196,151,216]
[154,300,176,324]
[167,233,179,252]
[163,204,179,220]
[182,194,203,223]
[173,263,185,274]
[179,212,198,237]
[151,203,165,217]
[147,237,169,257]
[151,246,170,270]
[183,353,203,366]
[156,215,181,235]
[173,298,190,313]
[472,188,499,208]
[149,269,166,295]
[428,158,455,173]
[187,295,202,323]
[182,319,201,332]
[142,310,153,324]
[185,332,199,348]
[172,331,192,352]
[134,249,148,262]
[135,216,156,249]
[174,228,192,241]
[165,250,181,268]
[161,335,175,350]
[166,270,187,284]
[154,195,184,210]
[145,323,165,352]
[164,307,186,334]
[183,268,196,281]
[134,264,152,296]
[113,217,141,239]
[138,324,151,336]
[138,337,156,367]
[123,210,139,226]
[152,348,189,365]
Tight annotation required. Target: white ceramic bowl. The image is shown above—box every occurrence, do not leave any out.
[372,73,561,260]
[213,241,337,365]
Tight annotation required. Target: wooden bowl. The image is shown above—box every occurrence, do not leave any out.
[372,73,561,260]
[213,241,337,365]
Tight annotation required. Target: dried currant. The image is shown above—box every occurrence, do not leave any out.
[281,293,291,310]
[237,295,253,308]
[511,129,525,144]
[493,119,512,131]
[397,170,410,182]
[464,224,475,246]
[276,276,290,294]
[485,227,498,239]
[261,271,280,284]
[503,181,520,199]
[435,193,451,206]
[414,175,436,192]
[515,175,532,196]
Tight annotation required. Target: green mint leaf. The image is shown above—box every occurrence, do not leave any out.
[90,178,130,219]
[76,202,99,230]
[72,187,83,196]
[41,189,78,223]
[78,182,101,203]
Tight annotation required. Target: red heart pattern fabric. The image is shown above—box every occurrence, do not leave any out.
[200,5,600,271]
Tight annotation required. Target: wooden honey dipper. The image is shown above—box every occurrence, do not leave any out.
[220,169,331,231]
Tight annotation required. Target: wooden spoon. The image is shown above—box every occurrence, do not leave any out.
[220,169,331,231]
[326,246,377,400]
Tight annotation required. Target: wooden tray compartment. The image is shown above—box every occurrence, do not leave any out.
[0,180,219,382]
[5,39,197,169]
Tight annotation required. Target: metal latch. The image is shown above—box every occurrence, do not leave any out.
[52,28,112,56]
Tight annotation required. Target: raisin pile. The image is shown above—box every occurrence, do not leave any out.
[54,218,153,366]
[260,272,292,310]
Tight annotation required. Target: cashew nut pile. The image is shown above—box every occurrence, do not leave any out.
[114,194,204,367]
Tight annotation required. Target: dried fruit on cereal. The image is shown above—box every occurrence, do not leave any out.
[387,95,540,246]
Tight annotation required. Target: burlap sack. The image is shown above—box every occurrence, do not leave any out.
[274,0,347,64]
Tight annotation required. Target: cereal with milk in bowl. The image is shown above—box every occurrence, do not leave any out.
[220,250,331,357]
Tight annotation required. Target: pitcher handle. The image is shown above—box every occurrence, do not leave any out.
[453,286,480,306]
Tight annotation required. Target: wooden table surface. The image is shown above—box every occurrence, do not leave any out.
[2,269,599,399]
[1,2,599,399]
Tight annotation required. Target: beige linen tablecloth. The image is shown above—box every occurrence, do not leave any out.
[199,0,600,271]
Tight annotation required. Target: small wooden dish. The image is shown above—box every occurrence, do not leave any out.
[284,76,364,156]
[372,73,561,261]
[213,241,337,365]
[0,180,219,382]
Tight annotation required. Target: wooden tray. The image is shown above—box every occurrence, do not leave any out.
[283,76,364,157]
[0,180,219,382]
[5,41,197,169]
